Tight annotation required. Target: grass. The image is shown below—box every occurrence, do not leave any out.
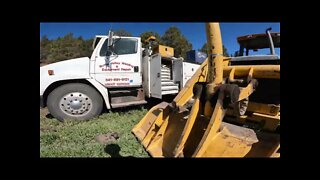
[40,107,150,157]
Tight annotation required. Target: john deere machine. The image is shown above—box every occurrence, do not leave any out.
[132,22,280,157]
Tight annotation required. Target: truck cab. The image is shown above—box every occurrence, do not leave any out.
[40,31,200,121]
[91,35,142,88]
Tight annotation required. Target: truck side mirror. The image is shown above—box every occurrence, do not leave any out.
[105,30,114,66]
[106,30,114,57]
[107,30,114,47]
[106,49,113,56]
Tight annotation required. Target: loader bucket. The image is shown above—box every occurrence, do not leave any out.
[132,96,260,157]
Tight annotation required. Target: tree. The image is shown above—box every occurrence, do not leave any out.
[41,35,50,46]
[161,26,192,59]
[40,35,50,62]
[40,33,94,64]
[140,31,162,48]
[82,38,94,57]
[199,43,230,57]
[113,29,132,37]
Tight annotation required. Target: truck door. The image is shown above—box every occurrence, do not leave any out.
[94,37,142,88]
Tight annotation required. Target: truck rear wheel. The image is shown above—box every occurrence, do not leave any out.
[47,83,103,121]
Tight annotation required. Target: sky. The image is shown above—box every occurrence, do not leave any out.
[40,22,280,56]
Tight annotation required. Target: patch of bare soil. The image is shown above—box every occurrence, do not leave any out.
[95,132,120,145]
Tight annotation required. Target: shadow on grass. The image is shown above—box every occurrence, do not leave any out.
[45,113,55,119]
[104,144,135,158]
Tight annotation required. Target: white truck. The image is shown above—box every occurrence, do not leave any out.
[40,31,200,121]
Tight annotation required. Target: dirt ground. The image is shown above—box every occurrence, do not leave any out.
[40,108,49,118]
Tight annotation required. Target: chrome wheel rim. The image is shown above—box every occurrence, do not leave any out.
[59,92,92,116]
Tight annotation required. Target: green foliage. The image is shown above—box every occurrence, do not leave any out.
[40,26,195,64]
[160,26,192,59]
[40,33,94,64]
[199,43,230,57]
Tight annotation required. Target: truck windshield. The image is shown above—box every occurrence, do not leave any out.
[100,38,137,56]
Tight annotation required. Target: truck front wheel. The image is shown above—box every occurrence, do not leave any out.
[47,83,103,121]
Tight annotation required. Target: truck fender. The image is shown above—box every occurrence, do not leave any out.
[86,78,111,109]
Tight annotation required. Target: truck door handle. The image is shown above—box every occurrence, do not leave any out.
[134,66,139,72]
[157,73,160,78]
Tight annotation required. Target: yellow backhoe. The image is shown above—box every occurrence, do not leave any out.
[132,22,280,157]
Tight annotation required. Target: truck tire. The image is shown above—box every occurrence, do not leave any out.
[47,83,103,121]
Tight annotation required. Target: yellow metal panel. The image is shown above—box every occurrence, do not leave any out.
[201,122,258,157]
[247,102,280,116]
[193,91,226,157]
[224,110,279,132]
[270,144,280,158]
[223,57,231,66]
[132,102,168,141]
[141,109,166,147]
[146,110,187,157]
[238,80,256,101]
[145,36,156,43]
[245,131,279,157]
[224,65,280,79]
[146,118,169,157]
[173,98,201,157]
[248,112,280,131]
[153,45,174,58]
[229,67,236,81]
